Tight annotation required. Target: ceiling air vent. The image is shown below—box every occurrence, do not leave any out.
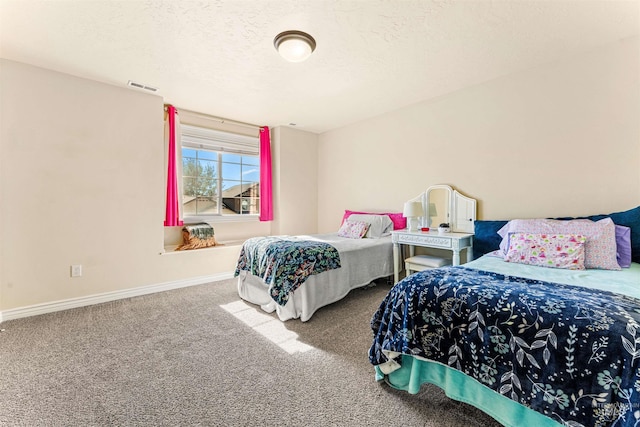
[127,80,158,92]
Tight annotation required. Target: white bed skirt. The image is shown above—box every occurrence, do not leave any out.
[236,269,388,322]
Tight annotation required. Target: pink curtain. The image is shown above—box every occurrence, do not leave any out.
[164,105,184,227]
[259,126,273,221]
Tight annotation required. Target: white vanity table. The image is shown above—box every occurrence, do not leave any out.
[391,229,474,282]
[392,185,477,283]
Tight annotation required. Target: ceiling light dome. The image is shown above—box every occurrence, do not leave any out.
[274,30,316,62]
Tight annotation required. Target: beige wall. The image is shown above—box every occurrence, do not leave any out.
[0,59,232,310]
[0,59,319,313]
[2,35,638,314]
[271,126,319,236]
[317,37,640,233]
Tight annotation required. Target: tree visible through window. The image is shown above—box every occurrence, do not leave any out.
[181,124,259,218]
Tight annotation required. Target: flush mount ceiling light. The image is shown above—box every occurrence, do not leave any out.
[273,30,316,62]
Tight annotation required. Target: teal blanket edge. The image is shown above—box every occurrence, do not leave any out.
[376,356,562,427]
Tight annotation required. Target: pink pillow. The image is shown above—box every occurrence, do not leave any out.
[504,233,586,270]
[337,220,370,239]
[498,218,620,270]
[342,210,406,230]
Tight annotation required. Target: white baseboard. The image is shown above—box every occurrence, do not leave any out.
[0,272,235,323]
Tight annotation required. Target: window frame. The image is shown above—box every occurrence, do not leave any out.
[180,124,260,224]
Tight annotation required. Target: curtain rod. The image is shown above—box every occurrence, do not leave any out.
[165,105,261,131]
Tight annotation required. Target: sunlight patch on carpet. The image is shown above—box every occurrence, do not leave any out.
[220,300,314,354]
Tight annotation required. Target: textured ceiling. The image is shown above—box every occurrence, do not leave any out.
[1,0,639,133]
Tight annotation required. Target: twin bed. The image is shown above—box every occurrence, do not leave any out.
[370,205,640,427]
[235,211,401,321]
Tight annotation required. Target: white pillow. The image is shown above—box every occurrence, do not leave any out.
[337,220,370,239]
[347,214,393,238]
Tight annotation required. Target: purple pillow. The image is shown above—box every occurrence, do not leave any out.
[616,225,632,268]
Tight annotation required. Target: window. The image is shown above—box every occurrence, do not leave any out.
[181,124,259,221]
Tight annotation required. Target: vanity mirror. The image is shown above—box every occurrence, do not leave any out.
[392,185,477,282]
[424,185,451,228]
[421,185,476,233]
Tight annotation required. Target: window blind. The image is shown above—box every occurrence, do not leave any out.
[181,124,259,156]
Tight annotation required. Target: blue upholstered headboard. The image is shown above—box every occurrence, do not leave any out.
[473,206,640,263]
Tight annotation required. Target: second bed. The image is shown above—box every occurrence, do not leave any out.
[236,212,399,321]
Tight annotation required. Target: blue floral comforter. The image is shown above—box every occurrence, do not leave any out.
[369,266,640,427]
[234,236,341,306]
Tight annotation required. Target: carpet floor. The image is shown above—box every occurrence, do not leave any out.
[0,278,503,426]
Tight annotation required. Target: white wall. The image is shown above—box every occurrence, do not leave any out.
[317,37,640,233]
[0,59,319,313]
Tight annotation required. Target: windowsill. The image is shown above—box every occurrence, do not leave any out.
[182,215,259,225]
[161,239,244,255]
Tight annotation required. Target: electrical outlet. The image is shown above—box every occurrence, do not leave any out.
[70,265,82,277]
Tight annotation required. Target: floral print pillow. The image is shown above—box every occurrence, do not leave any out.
[498,218,620,270]
[337,220,370,239]
[504,233,587,270]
